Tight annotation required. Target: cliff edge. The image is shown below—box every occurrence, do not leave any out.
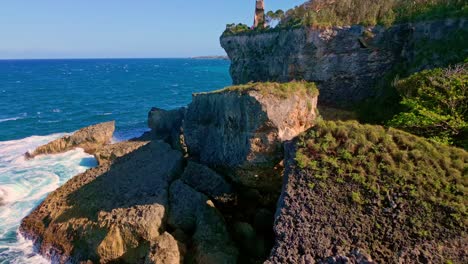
[221,18,466,106]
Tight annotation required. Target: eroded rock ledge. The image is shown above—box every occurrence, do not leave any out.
[26,121,115,158]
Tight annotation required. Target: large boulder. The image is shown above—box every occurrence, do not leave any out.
[267,121,468,263]
[168,180,238,263]
[27,121,115,158]
[180,161,234,203]
[145,232,185,264]
[148,107,186,151]
[20,141,184,263]
[183,82,319,188]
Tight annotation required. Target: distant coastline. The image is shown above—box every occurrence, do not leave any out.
[190,55,229,60]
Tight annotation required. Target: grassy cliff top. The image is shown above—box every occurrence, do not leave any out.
[223,0,467,36]
[295,121,467,241]
[198,81,319,99]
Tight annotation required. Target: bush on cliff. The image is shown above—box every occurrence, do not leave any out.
[281,0,467,28]
[388,63,468,149]
[293,120,467,262]
[224,23,251,36]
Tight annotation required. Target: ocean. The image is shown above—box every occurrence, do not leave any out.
[0,58,231,263]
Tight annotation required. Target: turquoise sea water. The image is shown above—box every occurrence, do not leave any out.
[0,59,231,263]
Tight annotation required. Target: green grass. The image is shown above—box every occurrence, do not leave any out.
[199,81,319,99]
[295,121,468,230]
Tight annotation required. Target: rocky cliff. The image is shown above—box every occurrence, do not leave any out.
[221,18,467,105]
[20,79,468,263]
[20,82,320,264]
[184,82,318,189]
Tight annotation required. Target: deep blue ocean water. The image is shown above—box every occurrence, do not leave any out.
[0,58,231,141]
[0,59,231,263]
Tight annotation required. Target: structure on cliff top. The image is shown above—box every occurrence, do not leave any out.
[254,0,266,28]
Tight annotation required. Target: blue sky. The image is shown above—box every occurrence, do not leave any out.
[0,0,305,59]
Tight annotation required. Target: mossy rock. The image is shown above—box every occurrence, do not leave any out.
[269,120,468,263]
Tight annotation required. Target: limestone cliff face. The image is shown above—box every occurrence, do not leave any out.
[221,18,466,105]
[183,83,318,188]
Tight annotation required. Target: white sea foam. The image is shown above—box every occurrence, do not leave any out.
[0,116,24,123]
[0,133,97,263]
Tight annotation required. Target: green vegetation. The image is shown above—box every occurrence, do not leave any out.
[266,9,285,25]
[281,0,467,28]
[388,63,467,149]
[204,81,319,99]
[295,121,468,232]
[223,0,467,36]
[223,23,251,36]
[357,29,467,125]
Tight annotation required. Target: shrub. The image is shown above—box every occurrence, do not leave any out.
[388,63,468,149]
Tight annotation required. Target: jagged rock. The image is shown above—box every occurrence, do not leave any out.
[181,161,234,202]
[183,82,318,188]
[221,18,466,105]
[20,141,183,263]
[94,140,149,165]
[26,121,115,158]
[168,180,238,263]
[145,232,185,264]
[148,107,186,150]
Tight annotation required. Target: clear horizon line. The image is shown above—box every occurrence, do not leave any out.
[0,56,229,61]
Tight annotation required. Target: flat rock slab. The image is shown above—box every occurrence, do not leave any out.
[20,141,183,263]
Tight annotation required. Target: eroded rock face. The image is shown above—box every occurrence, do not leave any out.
[94,140,149,165]
[27,121,115,158]
[221,19,466,105]
[148,107,186,151]
[183,84,318,188]
[168,180,238,263]
[181,161,234,203]
[20,141,183,263]
[145,232,185,264]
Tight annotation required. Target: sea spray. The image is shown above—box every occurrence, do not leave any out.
[0,134,97,263]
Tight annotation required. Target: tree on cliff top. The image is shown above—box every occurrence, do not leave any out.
[280,0,467,27]
[388,63,468,149]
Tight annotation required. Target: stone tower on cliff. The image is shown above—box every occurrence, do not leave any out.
[254,0,266,28]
